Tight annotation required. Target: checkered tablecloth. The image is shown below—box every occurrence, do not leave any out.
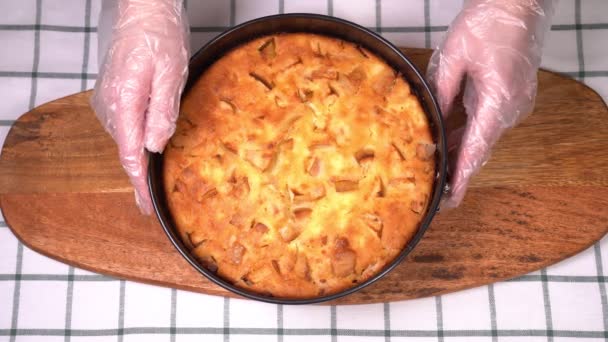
[1,0,607,341]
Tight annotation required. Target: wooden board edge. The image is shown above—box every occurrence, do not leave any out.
[538,68,608,109]
[0,194,243,300]
[3,190,607,305]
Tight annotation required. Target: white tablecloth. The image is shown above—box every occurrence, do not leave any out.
[1,0,607,341]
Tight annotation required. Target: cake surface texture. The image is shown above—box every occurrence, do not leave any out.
[164,33,436,298]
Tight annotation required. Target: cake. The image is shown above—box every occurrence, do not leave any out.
[163,33,436,298]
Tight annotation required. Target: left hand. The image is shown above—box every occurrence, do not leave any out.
[91,0,190,214]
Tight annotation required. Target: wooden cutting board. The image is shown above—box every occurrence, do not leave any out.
[1,48,607,305]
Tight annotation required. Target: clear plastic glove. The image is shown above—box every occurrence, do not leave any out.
[91,0,189,214]
[427,0,554,208]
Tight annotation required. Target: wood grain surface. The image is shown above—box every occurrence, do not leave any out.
[1,48,607,305]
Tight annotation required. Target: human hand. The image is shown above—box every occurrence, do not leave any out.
[91,0,189,214]
[427,0,554,208]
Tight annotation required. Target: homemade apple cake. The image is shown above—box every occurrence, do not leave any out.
[163,33,436,298]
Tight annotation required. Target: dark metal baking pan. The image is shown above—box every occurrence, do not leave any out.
[149,13,447,304]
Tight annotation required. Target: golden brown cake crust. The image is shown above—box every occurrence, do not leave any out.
[164,33,436,298]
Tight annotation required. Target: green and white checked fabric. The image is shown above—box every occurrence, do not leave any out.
[1,0,607,341]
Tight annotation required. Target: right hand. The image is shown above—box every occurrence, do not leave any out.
[427,0,554,208]
[91,0,190,214]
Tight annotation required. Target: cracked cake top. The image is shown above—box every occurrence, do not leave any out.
[163,32,436,298]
